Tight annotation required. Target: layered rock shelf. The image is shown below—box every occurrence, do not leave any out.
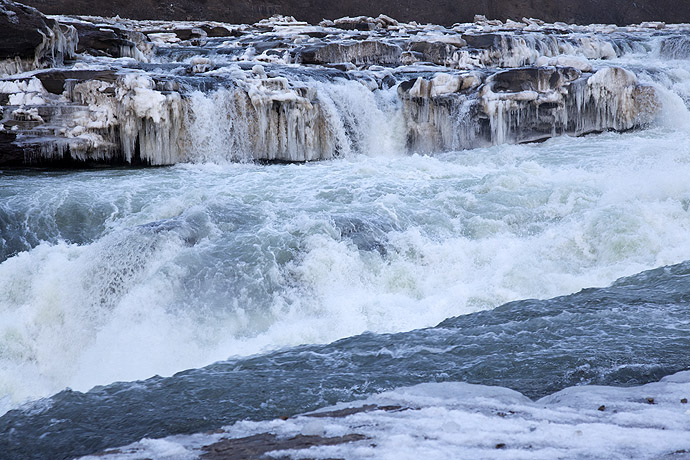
[0,0,678,166]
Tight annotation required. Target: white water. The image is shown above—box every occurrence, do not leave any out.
[183,78,405,162]
[3,106,690,413]
[5,25,690,416]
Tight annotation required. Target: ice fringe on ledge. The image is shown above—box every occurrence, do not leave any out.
[0,11,676,165]
[34,69,399,164]
[399,65,658,152]
[80,370,690,459]
[0,63,660,165]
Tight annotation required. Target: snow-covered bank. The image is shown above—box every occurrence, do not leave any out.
[82,370,690,459]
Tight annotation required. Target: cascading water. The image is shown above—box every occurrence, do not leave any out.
[2,14,679,166]
[1,7,690,460]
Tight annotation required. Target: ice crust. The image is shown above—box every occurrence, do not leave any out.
[80,371,690,459]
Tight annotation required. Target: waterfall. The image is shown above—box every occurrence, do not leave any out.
[0,13,686,165]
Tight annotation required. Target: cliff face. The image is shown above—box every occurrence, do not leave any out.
[18,0,690,26]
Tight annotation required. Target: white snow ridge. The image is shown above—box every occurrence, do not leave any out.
[83,371,690,459]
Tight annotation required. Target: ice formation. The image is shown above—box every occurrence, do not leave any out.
[0,11,678,165]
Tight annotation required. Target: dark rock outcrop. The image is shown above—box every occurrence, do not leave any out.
[66,19,150,59]
[297,41,402,66]
[0,0,76,74]
[0,1,51,60]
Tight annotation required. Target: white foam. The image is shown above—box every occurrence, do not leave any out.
[5,16,690,417]
[4,125,690,412]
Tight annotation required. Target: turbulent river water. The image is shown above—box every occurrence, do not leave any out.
[2,13,690,460]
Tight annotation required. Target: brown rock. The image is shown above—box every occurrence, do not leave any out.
[34,69,118,94]
[202,433,366,460]
[305,404,404,418]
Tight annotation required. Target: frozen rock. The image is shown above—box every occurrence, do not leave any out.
[297,41,402,66]
[199,24,236,37]
[461,33,501,49]
[0,5,670,166]
[473,14,503,26]
[202,433,367,460]
[34,69,118,95]
[639,21,666,29]
[0,0,76,76]
[375,14,399,28]
[188,57,214,74]
[145,26,207,45]
[399,64,659,152]
[147,32,181,44]
[332,16,377,31]
[535,55,593,72]
[401,73,464,98]
[83,371,690,460]
[407,40,464,66]
[489,66,581,93]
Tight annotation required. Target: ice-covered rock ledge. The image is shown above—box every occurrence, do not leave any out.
[82,371,690,459]
[0,0,76,76]
[0,1,675,165]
